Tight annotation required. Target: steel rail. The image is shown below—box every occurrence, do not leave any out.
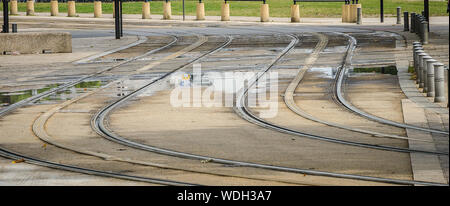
[283,33,430,142]
[0,33,178,118]
[31,34,300,185]
[333,36,449,135]
[93,31,446,186]
[0,147,196,186]
[227,28,446,155]
[0,31,204,186]
[234,32,447,186]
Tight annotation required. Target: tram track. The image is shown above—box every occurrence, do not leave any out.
[332,35,449,136]
[1,30,310,186]
[233,31,447,186]
[1,26,446,186]
[229,30,446,155]
[0,31,213,186]
[91,29,446,186]
[282,33,429,142]
[334,64,449,135]
[31,34,309,186]
[0,32,177,117]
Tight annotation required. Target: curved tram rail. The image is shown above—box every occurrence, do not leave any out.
[93,31,447,186]
[0,32,209,186]
[283,33,429,142]
[332,36,449,136]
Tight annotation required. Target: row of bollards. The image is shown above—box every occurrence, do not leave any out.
[9,1,368,24]
[412,42,447,104]
[406,12,429,44]
[221,2,269,22]
[8,0,271,22]
[9,0,78,17]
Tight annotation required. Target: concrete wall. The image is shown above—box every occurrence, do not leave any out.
[0,32,72,55]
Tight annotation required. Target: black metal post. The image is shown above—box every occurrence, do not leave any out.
[2,0,9,33]
[119,0,123,37]
[404,11,409,31]
[114,0,120,39]
[183,0,185,21]
[380,0,384,23]
[411,12,415,33]
[424,0,429,31]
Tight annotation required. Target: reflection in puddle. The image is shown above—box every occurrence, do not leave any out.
[349,66,398,77]
[36,81,107,104]
[168,71,277,95]
[0,81,107,107]
[321,46,347,54]
[112,74,170,98]
[0,84,60,107]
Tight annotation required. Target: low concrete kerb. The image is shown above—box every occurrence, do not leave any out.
[0,32,72,55]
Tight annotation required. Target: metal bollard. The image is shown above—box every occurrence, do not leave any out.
[413,45,422,64]
[356,7,362,24]
[413,47,423,75]
[426,59,438,97]
[417,52,427,86]
[396,7,401,24]
[421,55,432,91]
[433,63,446,102]
[403,11,409,31]
[12,24,17,33]
[415,16,421,35]
[414,49,424,83]
[414,50,424,83]
[410,13,415,33]
[412,43,422,71]
[421,21,428,44]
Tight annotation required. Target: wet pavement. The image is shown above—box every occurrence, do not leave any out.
[0,16,448,185]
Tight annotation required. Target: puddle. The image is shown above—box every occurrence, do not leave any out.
[167,70,280,95]
[309,67,337,79]
[111,73,170,98]
[0,81,108,108]
[0,84,60,107]
[89,58,129,63]
[321,46,347,54]
[35,80,107,104]
[350,66,398,76]
[293,48,314,54]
